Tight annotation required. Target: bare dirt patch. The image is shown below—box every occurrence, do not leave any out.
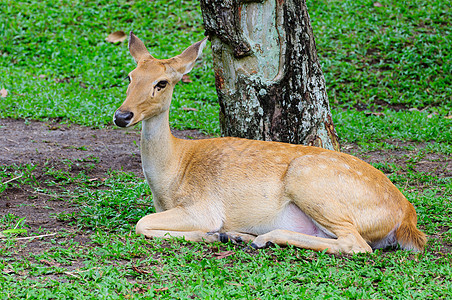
[0,118,208,174]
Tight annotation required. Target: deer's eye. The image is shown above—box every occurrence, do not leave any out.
[155,80,168,91]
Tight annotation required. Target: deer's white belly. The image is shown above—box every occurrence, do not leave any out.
[241,203,336,238]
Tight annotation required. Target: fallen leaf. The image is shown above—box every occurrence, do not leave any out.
[39,74,46,79]
[427,112,438,119]
[365,112,385,117]
[88,178,98,182]
[55,77,72,83]
[212,250,235,259]
[132,266,151,274]
[154,287,169,292]
[181,74,192,83]
[408,108,419,112]
[226,282,244,287]
[132,287,148,294]
[0,88,7,97]
[444,115,452,119]
[182,107,198,112]
[373,2,383,7]
[40,259,61,267]
[106,31,127,43]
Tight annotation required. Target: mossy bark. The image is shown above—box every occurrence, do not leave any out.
[199,0,340,151]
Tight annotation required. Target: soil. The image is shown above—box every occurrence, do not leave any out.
[1,118,451,256]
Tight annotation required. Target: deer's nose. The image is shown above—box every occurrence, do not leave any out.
[114,110,134,127]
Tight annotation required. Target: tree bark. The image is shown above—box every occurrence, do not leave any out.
[199,0,340,151]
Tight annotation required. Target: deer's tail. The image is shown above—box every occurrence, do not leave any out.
[396,203,427,252]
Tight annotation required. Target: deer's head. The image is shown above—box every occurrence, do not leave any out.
[114,32,207,127]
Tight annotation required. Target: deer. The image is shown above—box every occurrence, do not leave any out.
[113,32,426,254]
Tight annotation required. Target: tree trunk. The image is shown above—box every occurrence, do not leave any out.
[199,0,340,151]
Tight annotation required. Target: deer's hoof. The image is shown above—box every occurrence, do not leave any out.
[250,241,274,249]
[219,233,229,243]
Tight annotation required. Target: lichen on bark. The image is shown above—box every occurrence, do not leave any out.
[200,0,340,151]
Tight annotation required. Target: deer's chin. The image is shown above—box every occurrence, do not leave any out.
[124,120,138,127]
[125,118,143,128]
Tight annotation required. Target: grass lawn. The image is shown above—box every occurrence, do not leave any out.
[1,0,451,298]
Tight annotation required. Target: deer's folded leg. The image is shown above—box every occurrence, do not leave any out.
[135,207,223,243]
[251,229,372,254]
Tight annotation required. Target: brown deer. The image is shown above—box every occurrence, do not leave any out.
[113,32,426,254]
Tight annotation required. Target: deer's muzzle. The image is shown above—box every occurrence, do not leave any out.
[114,109,134,127]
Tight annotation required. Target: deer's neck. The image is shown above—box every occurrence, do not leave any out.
[140,111,177,184]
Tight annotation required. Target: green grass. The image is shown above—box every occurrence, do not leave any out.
[0,0,218,132]
[309,0,451,110]
[1,0,451,142]
[2,242,451,298]
[1,0,452,298]
[335,109,452,154]
[1,161,451,299]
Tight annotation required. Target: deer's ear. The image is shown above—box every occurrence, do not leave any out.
[172,37,208,75]
[128,32,154,63]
